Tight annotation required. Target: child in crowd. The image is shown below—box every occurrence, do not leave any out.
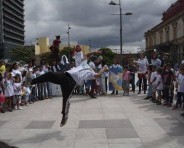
[149,65,157,102]
[13,75,23,110]
[2,73,14,112]
[155,68,163,105]
[173,65,184,110]
[21,82,31,106]
[163,63,174,107]
[144,65,153,100]
[122,66,130,96]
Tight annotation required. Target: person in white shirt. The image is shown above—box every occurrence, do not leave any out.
[13,75,23,110]
[134,52,149,94]
[72,45,84,67]
[31,51,107,127]
[11,62,22,82]
[2,72,14,113]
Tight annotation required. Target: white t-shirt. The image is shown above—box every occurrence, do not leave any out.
[156,74,163,90]
[177,74,184,93]
[150,71,157,85]
[67,60,96,85]
[136,58,148,73]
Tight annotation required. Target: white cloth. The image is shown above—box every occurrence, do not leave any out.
[156,74,163,90]
[136,58,148,73]
[177,74,184,93]
[67,60,96,85]
[150,71,157,85]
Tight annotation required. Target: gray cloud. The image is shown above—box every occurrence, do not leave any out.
[25,0,177,48]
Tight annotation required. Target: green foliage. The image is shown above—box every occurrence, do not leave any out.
[98,48,116,65]
[10,46,35,64]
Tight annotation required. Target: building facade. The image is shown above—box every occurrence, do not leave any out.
[0,0,25,59]
[145,0,184,64]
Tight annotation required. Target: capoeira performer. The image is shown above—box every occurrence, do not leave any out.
[31,51,107,127]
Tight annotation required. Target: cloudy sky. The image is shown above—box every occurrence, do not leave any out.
[24,0,176,49]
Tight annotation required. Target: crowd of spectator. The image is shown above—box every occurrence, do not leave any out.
[0,48,184,118]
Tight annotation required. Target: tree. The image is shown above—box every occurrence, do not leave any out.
[10,46,35,64]
[98,48,116,65]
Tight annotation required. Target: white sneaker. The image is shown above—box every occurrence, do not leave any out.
[18,106,23,110]
[14,105,17,110]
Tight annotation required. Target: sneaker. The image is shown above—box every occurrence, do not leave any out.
[18,106,23,110]
[9,108,13,112]
[157,101,162,105]
[137,91,141,94]
[144,96,150,100]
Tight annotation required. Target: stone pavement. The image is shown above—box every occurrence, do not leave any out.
[1,92,184,148]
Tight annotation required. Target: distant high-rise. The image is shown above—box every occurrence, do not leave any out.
[0,0,25,59]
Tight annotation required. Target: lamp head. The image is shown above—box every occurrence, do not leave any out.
[109,1,117,5]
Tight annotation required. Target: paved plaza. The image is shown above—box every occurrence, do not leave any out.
[1,92,184,148]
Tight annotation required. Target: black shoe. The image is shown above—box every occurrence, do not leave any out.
[144,96,150,100]
[111,91,115,95]
[157,101,162,105]
[9,108,13,112]
[180,113,184,116]
[1,109,5,113]
[60,116,68,127]
[137,91,141,94]
[153,100,158,103]
[116,91,118,95]
[89,92,96,98]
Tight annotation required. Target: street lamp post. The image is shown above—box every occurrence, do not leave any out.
[67,24,71,47]
[109,0,132,55]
